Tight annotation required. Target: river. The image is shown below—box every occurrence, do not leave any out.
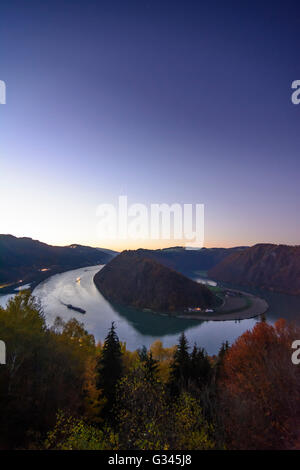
[1,265,300,355]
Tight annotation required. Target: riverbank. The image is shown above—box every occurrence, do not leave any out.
[135,282,268,321]
[177,291,268,321]
[24,264,299,355]
[2,265,269,323]
[145,289,268,321]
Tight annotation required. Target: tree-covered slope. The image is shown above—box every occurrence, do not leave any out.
[0,234,117,284]
[209,243,300,295]
[94,250,217,312]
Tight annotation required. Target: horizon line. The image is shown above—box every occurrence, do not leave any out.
[1,233,299,251]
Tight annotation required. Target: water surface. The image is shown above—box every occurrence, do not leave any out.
[2,265,300,355]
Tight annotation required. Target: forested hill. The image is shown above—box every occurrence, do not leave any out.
[94,250,217,313]
[131,246,248,277]
[0,234,117,284]
[209,243,300,295]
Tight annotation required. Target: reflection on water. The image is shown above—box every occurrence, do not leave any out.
[219,281,300,325]
[0,293,15,308]
[109,302,205,336]
[15,283,31,291]
[0,265,298,355]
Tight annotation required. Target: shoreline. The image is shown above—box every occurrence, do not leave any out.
[139,289,269,322]
[96,282,269,322]
[92,265,269,323]
[3,266,269,323]
[176,290,269,321]
[0,264,105,296]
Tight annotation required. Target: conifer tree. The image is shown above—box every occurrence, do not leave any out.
[144,351,159,383]
[137,345,148,362]
[215,340,230,382]
[218,341,230,363]
[96,322,123,422]
[190,344,212,389]
[138,346,159,382]
[168,332,190,395]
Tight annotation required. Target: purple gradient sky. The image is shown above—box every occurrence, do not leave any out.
[1,0,300,250]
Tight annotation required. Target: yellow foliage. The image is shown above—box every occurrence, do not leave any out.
[150,340,176,382]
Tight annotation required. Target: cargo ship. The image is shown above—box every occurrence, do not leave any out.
[66,304,86,314]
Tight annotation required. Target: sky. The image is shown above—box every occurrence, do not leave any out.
[1,0,300,251]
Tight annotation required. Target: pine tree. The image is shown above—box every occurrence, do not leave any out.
[190,344,211,389]
[137,345,148,362]
[96,322,123,422]
[260,313,267,323]
[144,351,159,383]
[168,332,190,395]
[215,340,230,382]
[138,346,159,383]
[218,341,230,362]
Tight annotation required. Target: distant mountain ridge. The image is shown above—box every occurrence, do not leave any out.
[209,243,300,295]
[130,246,248,277]
[0,234,117,285]
[94,250,217,313]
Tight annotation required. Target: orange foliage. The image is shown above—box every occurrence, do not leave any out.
[219,319,300,449]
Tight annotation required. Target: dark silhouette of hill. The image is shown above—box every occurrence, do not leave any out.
[94,250,217,313]
[0,234,117,284]
[209,243,300,295]
[132,246,247,277]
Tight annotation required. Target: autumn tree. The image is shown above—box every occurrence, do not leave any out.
[116,364,167,449]
[150,340,176,382]
[219,319,300,449]
[44,411,118,450]
[117,362,217,450]
[0,292,95,449]
[169,393,216,450]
